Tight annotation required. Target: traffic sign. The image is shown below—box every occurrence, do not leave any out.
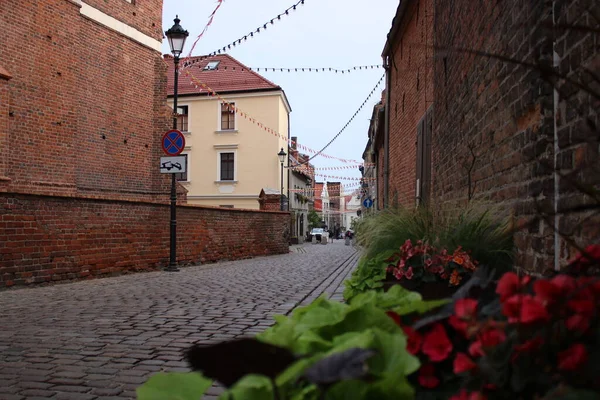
[363,198,373,208]
[160,156,186,174]
[161,129,186,156]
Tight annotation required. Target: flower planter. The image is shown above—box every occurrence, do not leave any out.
[382,273,458,301]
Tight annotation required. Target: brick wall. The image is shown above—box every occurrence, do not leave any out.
[384,0,434,208]
[432,0,599,271]
[0,0,172,201]
[0,193,290,288]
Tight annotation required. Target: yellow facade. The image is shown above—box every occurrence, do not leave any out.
[168,91,290,210]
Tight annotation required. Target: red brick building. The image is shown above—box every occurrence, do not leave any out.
[0,0,171,200]
[369,0,599,272]
[0,0,290,287]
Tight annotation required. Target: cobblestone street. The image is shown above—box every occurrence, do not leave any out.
[0,241,359,400]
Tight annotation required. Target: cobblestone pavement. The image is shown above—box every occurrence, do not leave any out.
[0,240,359,400]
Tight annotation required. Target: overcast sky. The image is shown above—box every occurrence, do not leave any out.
[162,0,399,192]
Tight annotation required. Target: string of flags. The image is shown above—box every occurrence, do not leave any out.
[288,164,374,171]
[182,0,305,68]
[181,0,224,64]
[295,73,385,166]
[188,65,384,74]
[182,69,366,165]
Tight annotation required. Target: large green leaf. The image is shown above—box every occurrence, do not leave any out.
[137,372,212,400]
[393,298,450,316]
[220,375,273,400]
[321,305,400,339]
[325,380,369,400]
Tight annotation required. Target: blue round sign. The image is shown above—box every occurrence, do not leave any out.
[363,198,373,208]
[161,130,186,156]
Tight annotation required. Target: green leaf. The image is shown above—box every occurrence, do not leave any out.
[325,380,369,400]
[221,375,273,400]
[393,298,450,316]
[136,372,212,400]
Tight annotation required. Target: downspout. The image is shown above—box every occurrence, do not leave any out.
[552,1,560,270]
[383,55,391,208]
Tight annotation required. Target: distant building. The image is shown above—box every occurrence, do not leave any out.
[288,138,313,242]
[166,54,292,209]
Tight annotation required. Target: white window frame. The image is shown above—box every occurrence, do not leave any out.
[217,101,238,132]
[216,149,237,182]
[176,104,190,134]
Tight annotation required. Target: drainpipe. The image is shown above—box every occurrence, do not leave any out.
[383,56,391,208]
[552,1,560,270]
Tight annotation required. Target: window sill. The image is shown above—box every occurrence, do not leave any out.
[177,180,191,184]
[181,131,191,135]
[215,130,238,134]
[215,180,238,184]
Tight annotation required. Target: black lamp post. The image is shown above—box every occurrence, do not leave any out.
[165,16,189,272]
[278,148,287,211]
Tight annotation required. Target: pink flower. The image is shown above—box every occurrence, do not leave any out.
[405,267,414,280]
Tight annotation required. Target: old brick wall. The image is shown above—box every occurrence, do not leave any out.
[0,0,171,200]
[0,193,290,288]
[385,0,434,208]
[432,0,598,272]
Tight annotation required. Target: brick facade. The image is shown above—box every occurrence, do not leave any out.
[373,0,598,273]
[0,193,290,288]
[0,0,172,200]
[432,0,598,271]
[382,0,434,208]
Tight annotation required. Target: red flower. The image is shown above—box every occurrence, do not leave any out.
[551,275,576,292]
[455,299,478,320]
[418,364,440,388]
[405,267,414,280]
[496,272,521,301]
[469,328,506,357]
[402,325,422,355]
[569,244,600,271]
[566,314,590,333]
[558,343,588,371]
[512,336,543,362]
[502,294,550,324]
[533,280,562,305]
[449,315,469,337]
[567,299,595,316]
[422,323,453,362]
[453,352,477,374]
[450,390,487,400]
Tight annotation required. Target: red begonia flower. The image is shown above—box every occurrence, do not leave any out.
[502,294,550,324]
[468,328,506,357]
[455,299,478,320]
[566,314,590,333]
[569,244,600,271]
[533,280,562,305]
[512,336,543,362]
[450,390,487,400]
[448,315,469,337]
[568,299,595,316]
[496,272,521,301]
[418,363,440,388]
[405,267,414,280]
[558,343,588,371]
[401,325,423,355]
[453,352,477,374]
[422,323,453,362]
[551,275,576,292]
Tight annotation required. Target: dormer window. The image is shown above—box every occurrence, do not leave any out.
[204,61,220,70]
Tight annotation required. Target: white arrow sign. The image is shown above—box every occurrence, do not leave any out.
[160,156,186,174]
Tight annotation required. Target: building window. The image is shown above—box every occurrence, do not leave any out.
[220,152,235,181]
[221,102,235,130]
[176,106,188,132]
[175,154,188,182]
[204,61,220,70]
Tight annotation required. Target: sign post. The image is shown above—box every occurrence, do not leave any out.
[363,198,374,209]
[161,129,186,272]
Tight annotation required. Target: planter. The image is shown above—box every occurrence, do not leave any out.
[382,272,459,301]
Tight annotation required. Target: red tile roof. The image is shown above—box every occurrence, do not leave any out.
[166,54,281,96]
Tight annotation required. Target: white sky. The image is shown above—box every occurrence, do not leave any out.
[162,0,399,191]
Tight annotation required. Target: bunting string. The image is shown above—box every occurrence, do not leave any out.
[190,64,384,74]
[294,73,385,166]
[288,164,374,171]
[182,69,366,164]
[181,0,225,64]
[182,0,305,68]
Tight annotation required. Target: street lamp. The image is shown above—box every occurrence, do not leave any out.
[278,148,287,211]
[164,16,189,272]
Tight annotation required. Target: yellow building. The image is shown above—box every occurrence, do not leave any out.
[166,54,291,209]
